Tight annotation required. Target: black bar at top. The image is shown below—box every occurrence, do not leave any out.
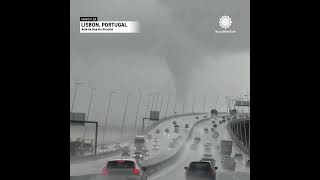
[80,17,98,21]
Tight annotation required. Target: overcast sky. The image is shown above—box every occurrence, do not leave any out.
[70,0,250,126]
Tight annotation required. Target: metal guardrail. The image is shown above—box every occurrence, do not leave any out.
[226,118,250,156]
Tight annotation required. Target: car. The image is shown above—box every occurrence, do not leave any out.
[156,129,160,134]
[152,138,160,144]
[174,124,179,128]
[122,145,130,151]
[211,128,215,132]
[204,143,212,147]
[227,118,231,121]
[203,153,213,158]
[122,150,130,157]
[204,115,207,118]
[212,131,219,139]
[142,149,149,157]
[219,121,222,124]
[212,120,215,124]
[152,144,159,151]
[147,134,152,140]
[204,128,209,133]
[221,155,236,170]
[184,161,218,180]
[114,143,122,149]
[173,121,177,124]
[172,138,179,144]
[213,124,217,128]
[196,116,199,119]
[174,129,179,133]
[133,151,144,160]
[98,144,108,152]
[168,142,175,150]
[201,158,216,167]
[222,120,226,123]
[165,128,170,133]
[185,124,189,128]
[222,117,225,120]
[204,147,211,153]
[194,137,201,142]
[101,158,148,180]
[246,160,250,167]
[234,153,243,160]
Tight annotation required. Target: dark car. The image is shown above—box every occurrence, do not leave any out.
[102,159,147,180]
[184,161,218,180]
[219,121,222,124]
[213,124,217,128]
[194,137,201,142]
[156,129,160,134]
[222,120,226,123]
[165,128,170,133]
[133,151,144,161]
[173,121,177,124]
[122,150,130,157]
[185,124,189,128]
[196,116,199,119]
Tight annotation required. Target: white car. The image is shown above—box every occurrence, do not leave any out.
[152,144,159,151]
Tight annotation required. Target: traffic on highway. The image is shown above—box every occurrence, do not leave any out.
[70,114,250,180]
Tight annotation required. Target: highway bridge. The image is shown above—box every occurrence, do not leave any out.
[70,113,250,180]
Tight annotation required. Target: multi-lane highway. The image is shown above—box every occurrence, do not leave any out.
[70,114,250,180]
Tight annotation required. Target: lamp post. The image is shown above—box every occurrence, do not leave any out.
[71,81,83,112]
[102,91,117,144]
[121,93,131,138]
[165,95,170,119]
[134,91,142,134]
[81,87,95,149]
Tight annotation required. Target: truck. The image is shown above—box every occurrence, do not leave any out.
[220,140,232,155]
[134,135,146,151]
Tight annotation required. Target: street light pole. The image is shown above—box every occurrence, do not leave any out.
[155,95,159,111]
[165,95,170,118]
[159,95,163,115]
[134,91,142,134]
[71,82,83,112]
[81,87,95,149]
[121,93,130,138]
[203,95,207,113]
[102,91,116,144]
[86,88,95,121]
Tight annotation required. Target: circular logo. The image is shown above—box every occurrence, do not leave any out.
[219,16,232,29]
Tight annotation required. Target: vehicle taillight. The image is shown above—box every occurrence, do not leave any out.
[101,167,108,176]
[133,168,140,175]
[208,170,214,176]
